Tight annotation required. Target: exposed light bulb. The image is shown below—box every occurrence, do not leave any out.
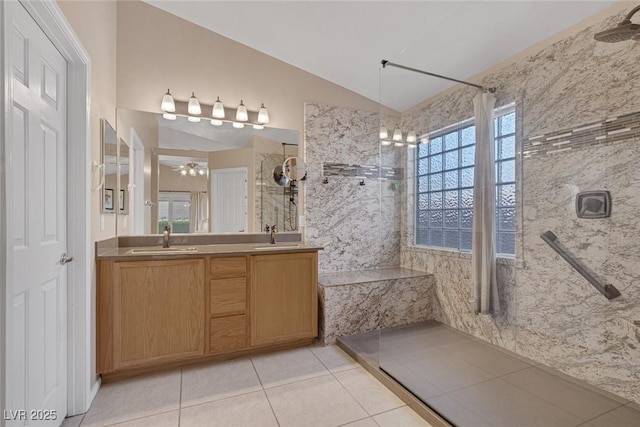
[188,92,201,115]
[188,116,201,123]
[381,140,392,146]
[407,130,417,143]
[162,113,177,120]
[394,142,404,147]
[198,169,205,175]
[189,168,196,177]
[180,169,187,176]
[232,122,245,128]
[236,100,248,122]
[253,124,264,130]
[210,119,223,126]
[212,96,225,119]
[392,125,403,142]
[380,125,388,140]
[161,89,175,112]
[257,103,270,124]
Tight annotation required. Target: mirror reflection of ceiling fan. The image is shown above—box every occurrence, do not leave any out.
[174,162,207,176]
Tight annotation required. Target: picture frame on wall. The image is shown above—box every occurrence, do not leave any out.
[120,189,125,211]
[104,188,114,210]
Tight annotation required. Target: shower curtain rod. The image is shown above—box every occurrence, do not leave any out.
[381,60,496,93]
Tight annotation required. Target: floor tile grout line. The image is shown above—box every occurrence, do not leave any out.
[98,409,179,427]
[178,369,183,427]
[327,353,406,420]
[334,416,376,427]
[249,358,281,427]
[575,401,632,426]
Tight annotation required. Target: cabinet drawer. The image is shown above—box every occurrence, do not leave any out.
[209,315,247,353]
[210,257,247,278]
[210,278,246,316]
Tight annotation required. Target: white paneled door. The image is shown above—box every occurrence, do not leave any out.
[211,167,248,233]
[8,2,68,425]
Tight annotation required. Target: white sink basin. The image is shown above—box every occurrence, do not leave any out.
[251,243,303,250]
[128,247,198,255]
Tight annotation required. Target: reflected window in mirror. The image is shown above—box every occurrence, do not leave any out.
[158,192,192,233]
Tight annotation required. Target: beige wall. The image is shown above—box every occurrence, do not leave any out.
[115,0,391,134]
[57,0,117,402]
[158,165,207,192]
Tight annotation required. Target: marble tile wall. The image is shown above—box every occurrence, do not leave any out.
[304,103,401,273]
[396,7,640,403]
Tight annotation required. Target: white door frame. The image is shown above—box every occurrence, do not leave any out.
[1,0,93,419]
[130,129,145,235]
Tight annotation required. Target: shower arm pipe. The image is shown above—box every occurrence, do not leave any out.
[540,231,621,300]
[622,5,640,23]
[381,60,496,93]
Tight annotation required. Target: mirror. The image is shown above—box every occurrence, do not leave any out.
[283,156,307,181]
[119,138,130,215]
[116,109,300,235]
[101,119,118,214]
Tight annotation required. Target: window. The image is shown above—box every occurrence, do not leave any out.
[415,107,516,255]
[158,192,191,233]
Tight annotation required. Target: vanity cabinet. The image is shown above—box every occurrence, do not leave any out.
[251,252,318,346]
[97,250,318,379]
[98,259,205,372]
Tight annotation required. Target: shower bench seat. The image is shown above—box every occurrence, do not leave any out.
[317,267,436,344]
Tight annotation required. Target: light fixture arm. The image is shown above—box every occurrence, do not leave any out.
[381,59,496,93]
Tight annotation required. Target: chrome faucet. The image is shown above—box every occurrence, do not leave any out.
[163,224,171,248]
[270,224,277,244]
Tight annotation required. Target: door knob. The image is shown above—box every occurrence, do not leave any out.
[60,253,74,265]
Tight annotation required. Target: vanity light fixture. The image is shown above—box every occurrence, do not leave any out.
[392,125,403,141]
[236,100,248,122]
[188,92,202,115]
[212,96,225,119]
[161,89,175,112]
[257,103,270,124]
[380,125,389,140]
[406,130,417,143]
[160,90,270,129]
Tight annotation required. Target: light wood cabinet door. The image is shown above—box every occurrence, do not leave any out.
[251,252,318,346]
[112,259,205,369]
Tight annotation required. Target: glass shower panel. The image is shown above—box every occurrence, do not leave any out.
[377,57,520,424]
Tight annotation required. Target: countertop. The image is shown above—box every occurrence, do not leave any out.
[96,242,323,260]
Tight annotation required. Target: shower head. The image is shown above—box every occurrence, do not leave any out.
[594,5,640,43]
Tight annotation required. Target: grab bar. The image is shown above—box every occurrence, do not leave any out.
[540,231,621,300]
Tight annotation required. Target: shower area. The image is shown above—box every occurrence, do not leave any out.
[337,7,640,427]
[256,142,300,232]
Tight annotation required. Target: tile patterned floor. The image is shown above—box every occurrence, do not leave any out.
[339,321,640,427]
[61,345,431,427]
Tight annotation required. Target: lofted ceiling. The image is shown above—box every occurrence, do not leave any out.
[144,1,617,112]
